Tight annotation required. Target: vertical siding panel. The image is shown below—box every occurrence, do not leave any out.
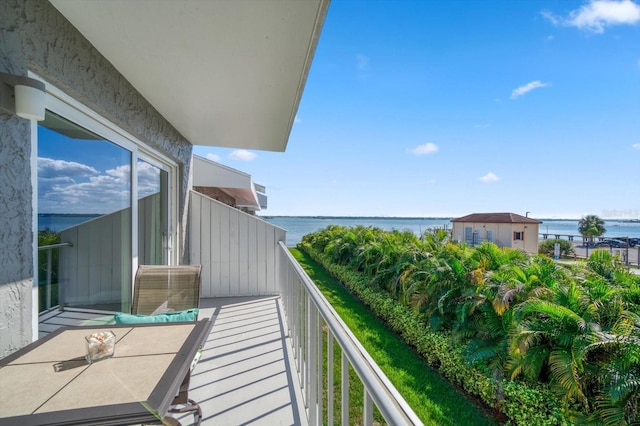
[76,221,91,305]
[59,227,78,307]
[265,226,275,292]
[111,213,120,304]
[219,205,231,296]
[238,213,249,294]
[188,192,287,297]
[229,211,239,295]
[262,225,270,291]
[210,201,221,297]
[248,217,258,294]
[100,215,112,304]
[190,194,203,291]
[201,195,213,296]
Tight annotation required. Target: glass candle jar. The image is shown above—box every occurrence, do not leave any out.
[85,331,115,363]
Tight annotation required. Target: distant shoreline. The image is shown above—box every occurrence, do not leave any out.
[38,213,101,217]
[260,215,637,222]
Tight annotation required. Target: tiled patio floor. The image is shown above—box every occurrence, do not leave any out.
[39,295,307,426]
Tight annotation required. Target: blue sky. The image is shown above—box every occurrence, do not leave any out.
[205,1,634,219]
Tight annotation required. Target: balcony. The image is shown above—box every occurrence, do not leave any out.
[38,192,422,425]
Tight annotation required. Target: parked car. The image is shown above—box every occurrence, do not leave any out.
[594,239,629,248]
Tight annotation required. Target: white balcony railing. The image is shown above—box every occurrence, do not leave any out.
[48,191,424,424]
[37,242,73,312]
[278,242,423,426]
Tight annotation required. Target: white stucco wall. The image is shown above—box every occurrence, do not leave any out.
[0,0,194,357]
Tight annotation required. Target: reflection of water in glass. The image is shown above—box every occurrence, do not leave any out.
[38,214,101,231]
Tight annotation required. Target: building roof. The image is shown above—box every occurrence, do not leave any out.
[451,213,543,224]
[192,155,263,211]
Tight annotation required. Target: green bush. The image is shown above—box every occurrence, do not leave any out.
[300,242,567,425]
[538,239,575,258]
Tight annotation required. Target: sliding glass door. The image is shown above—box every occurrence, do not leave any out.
[37,95,176,312]
[137,158,170,266]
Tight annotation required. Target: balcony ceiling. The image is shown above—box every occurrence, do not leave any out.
[49,0,329,152]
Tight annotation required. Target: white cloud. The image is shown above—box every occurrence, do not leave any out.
[137,161,161,198]
[229,150,257,161]
[106,164,130,182]
[632,143,640,151]
[206,153,221,162]
[510,80,550,99]
[409,142,439,156]
[543,0,640,34]
[38,157,98,178]
[39,160,130,214]
[541,10,561,26]
[38,158,164,214]
[479,172,500,183]
[294,115,302,124]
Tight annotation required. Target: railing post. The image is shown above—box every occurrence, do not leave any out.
[307,297,317,423]
[278,243,423,426]
[327,330,334,426]
[364,389,373,426]
[317,316,324,425]
[46,248,53,310]
[341,353,349,426]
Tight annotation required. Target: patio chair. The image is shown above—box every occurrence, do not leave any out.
[131,264,203,426]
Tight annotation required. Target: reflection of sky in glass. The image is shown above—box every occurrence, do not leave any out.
[38,124,138,214]
[138,160,161,199]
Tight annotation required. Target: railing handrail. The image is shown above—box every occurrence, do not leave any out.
[38,242,73,251]
[279,241,423,425]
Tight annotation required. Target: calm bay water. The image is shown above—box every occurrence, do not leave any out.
[39,214,640,248]
[262,216,640,247]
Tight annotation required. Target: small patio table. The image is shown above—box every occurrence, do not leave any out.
[0,319,211,426]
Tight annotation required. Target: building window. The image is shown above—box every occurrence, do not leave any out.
[36,84,177,312]
[513,231,524,241]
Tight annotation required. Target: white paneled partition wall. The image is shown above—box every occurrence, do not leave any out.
[189,191,286,297]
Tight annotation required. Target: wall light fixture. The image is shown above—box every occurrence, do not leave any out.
[0,72,46,121]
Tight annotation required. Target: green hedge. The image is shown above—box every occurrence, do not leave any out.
[300,243,568,426]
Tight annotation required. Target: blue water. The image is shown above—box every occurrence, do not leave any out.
[262,216,640,247]
[39,214,640,247]
[39,214,100,231]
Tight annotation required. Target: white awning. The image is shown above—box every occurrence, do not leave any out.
[192,155,263,211]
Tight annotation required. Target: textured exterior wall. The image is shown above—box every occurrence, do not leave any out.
[0,111,34,356]
[0,0,194,356]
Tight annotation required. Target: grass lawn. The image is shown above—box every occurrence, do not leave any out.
[290,248,498,426]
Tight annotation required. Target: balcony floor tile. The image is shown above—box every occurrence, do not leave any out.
[39,295,307,426]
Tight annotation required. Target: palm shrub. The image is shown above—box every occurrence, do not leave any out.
[578,215,606,245]
[538,239,575,258]
[299,225,640,425]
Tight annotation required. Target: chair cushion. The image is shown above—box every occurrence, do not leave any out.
[114,309,199,324]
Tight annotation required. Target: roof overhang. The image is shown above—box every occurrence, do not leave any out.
[49,0,329,152]
[192,155,262,211]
